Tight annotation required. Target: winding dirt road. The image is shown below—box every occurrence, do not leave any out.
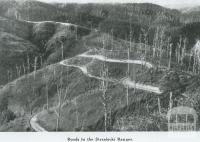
[30,113,47,132]
[30,51,162,132]
[61,52,162,94]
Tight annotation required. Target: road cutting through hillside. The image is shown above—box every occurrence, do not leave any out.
[30,113,47,132]
[23,18,160,131]
[79,54,153,68]
[30,52,162,132]
[60,52,162,94]
[20,20,92,31]
[14,19,161,94]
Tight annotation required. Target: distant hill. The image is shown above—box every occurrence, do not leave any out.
[180,6,200,23]
[0,0,184,46]
[180,6,200,13]
[0,1,182,30]
[166,22,200,50]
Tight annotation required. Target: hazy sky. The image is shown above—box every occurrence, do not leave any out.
[37,0,200,9]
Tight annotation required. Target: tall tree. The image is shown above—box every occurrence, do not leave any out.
[99,45,109,131]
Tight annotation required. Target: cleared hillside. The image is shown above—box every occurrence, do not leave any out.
[1,0,200,132]
[0,16,91,85]
[0,47,196,131]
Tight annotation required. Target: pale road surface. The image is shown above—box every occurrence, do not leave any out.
[23,19,160,131]
[21,20,92,30]
[19,18,190,131]
[31,52,162,132]
[60,53,162,94]
[22,20,72,26]
[30,113,47,132]
[79,54,154,68]
[61,60,162,94]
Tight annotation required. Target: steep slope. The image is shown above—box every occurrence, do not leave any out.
[0,16,33,39]
[0,31,37,85]
[0,0,199,132]
[0,46,194,131]
[0,16,91,85]
[0,50,160,131]
[0,17,35,85]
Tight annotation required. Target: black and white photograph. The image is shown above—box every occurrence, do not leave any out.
[0,0,200,134]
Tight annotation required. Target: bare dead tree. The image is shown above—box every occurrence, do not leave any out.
[34,56,38,80]
[193,55,196,73]
[153,28,159,58]
[16,65,18,78]
[56,84,62,131]
[40,55,43,67]
[126,80,129,106]
[181,38,187,67]
[7,70,10,82]
[188,51,192,72]
[99,60,109,131]
[159,46,163,67]
[23,63,26,75]
[166,38,171,59]
[55,64,64,131]
[144,33,148,62]
[146,99,149,113]
[168,44,172,69]
[111,28,114,50]
[43,73,49,111]
[74,97,79,129]
[169,92,173,111]
[16,65,21,78]
[159,30,165,67]
[177,36,182,64]
[53,67,56,77]
[126,28,132,106]
[75,26,78,40]
[55,66,69,131]
[55,85,69,131]
[18,66,21,77]
[157,97,161,115]
[46,83,49,111]
[27,54,30,74]
[139,34,142,53]
[61,41,64,60]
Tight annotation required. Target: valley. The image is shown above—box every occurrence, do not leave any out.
[0,0,200,132]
